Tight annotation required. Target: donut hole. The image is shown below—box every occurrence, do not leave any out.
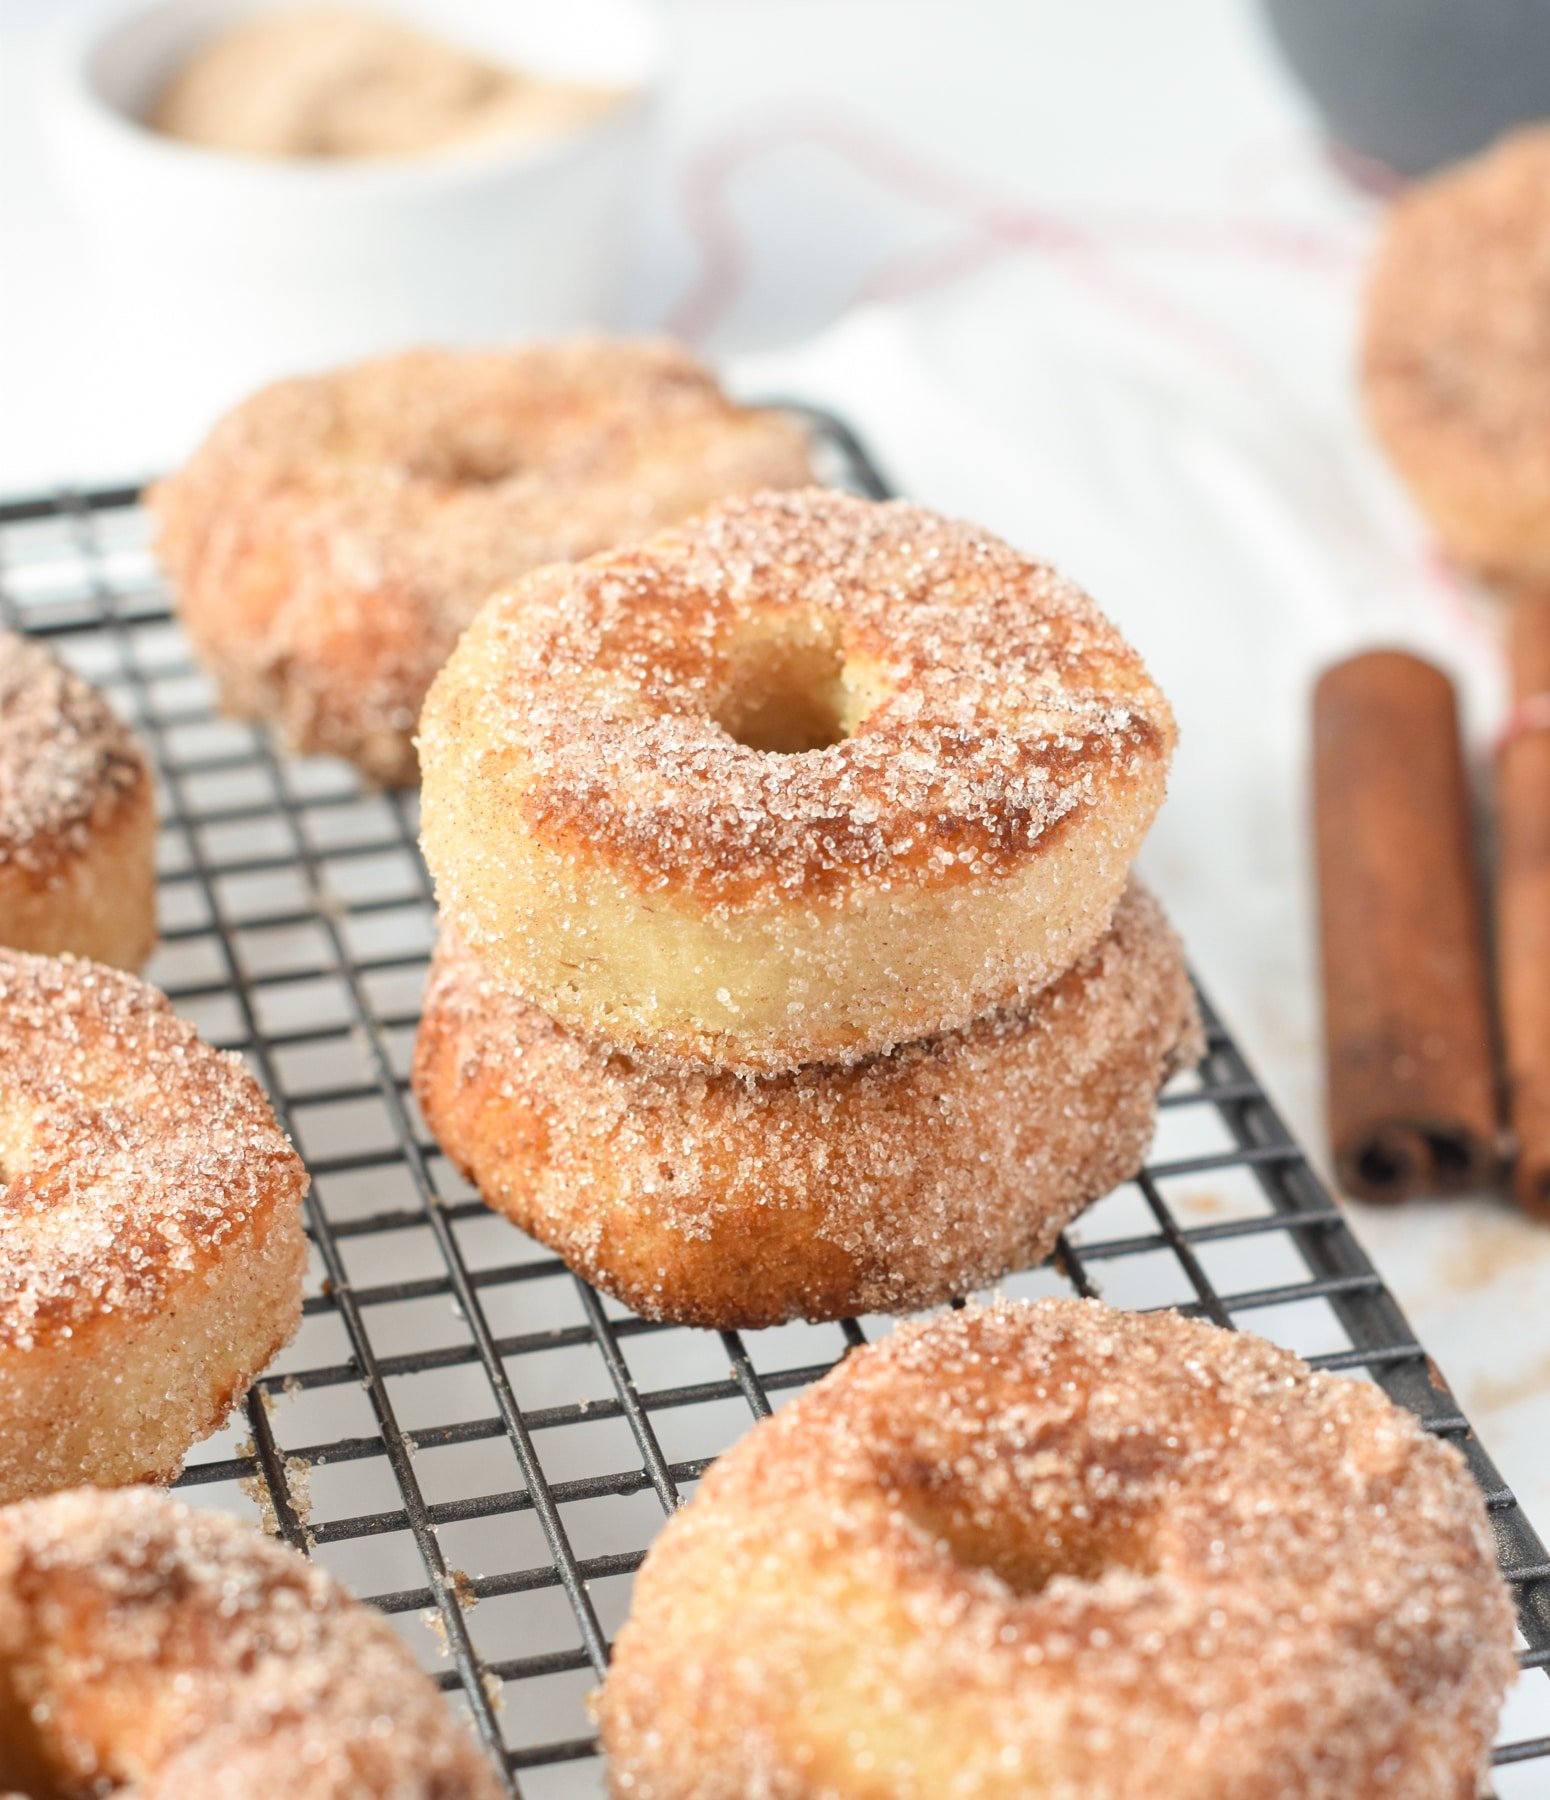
[401,428,524,487]
[905,1498,1158,1595]
[710,611,872,755]
[896,1443,1162,1597]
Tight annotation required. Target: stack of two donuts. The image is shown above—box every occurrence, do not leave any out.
[415,487,1200,1327]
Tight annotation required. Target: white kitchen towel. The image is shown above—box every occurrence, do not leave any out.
[734,267,1550,1522]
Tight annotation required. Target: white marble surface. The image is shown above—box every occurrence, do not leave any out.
[4,0,1549,1535]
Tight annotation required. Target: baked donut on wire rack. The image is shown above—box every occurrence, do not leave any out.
[1362,125,1550,583]
[0,950,308,1504]
[149,338,814,783]
[599,1297,1517,1800]
[419,488,1176,1072]
[0,632,155,970]
[0,1485,505,1799]
[413,883,1202,1328]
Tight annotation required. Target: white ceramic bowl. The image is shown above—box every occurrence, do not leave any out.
[42,0,664,403]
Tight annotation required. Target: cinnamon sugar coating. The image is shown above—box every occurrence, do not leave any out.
[0,1486,504,1797]
[0,951,308,1501]
[149,338,813,783]
[600,1298,1517,1800]
[1363,126,1550,581]
[0,633,155,969]
[414,884,1201,1328]
[419,488,1175,1070]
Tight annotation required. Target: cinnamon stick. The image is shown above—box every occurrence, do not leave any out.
[1498,595,1550,1219]
[1313,651,1499,1202]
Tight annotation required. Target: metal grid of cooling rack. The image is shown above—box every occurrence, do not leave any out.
[3,414,1550,1796]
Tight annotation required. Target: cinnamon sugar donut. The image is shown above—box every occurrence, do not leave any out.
[150,339,813,783]
[0,1485,504,1798]
[0,633,155,969]
[1362,126,1550,582]
[0,951,308,1503]
[600,1298,1516,1800]
[419,489,1176,1071]
[414,884,1201,1328]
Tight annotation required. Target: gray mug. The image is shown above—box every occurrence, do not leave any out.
[1260,0,1550,176]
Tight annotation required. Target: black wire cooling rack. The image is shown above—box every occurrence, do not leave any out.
[3,414,1550,1796]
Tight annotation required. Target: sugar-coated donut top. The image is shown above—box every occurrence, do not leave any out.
[0,951,307,1351]
[153,337,813,616]
[759,1299,1497,1576]
[421,488,1175,905]
[0,634,147,877]
[150,338,814,767]
[608,1297,1515,1795]
[1365,126,1550,492]
[159,338,801,494]
[0,1486,505,1797]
